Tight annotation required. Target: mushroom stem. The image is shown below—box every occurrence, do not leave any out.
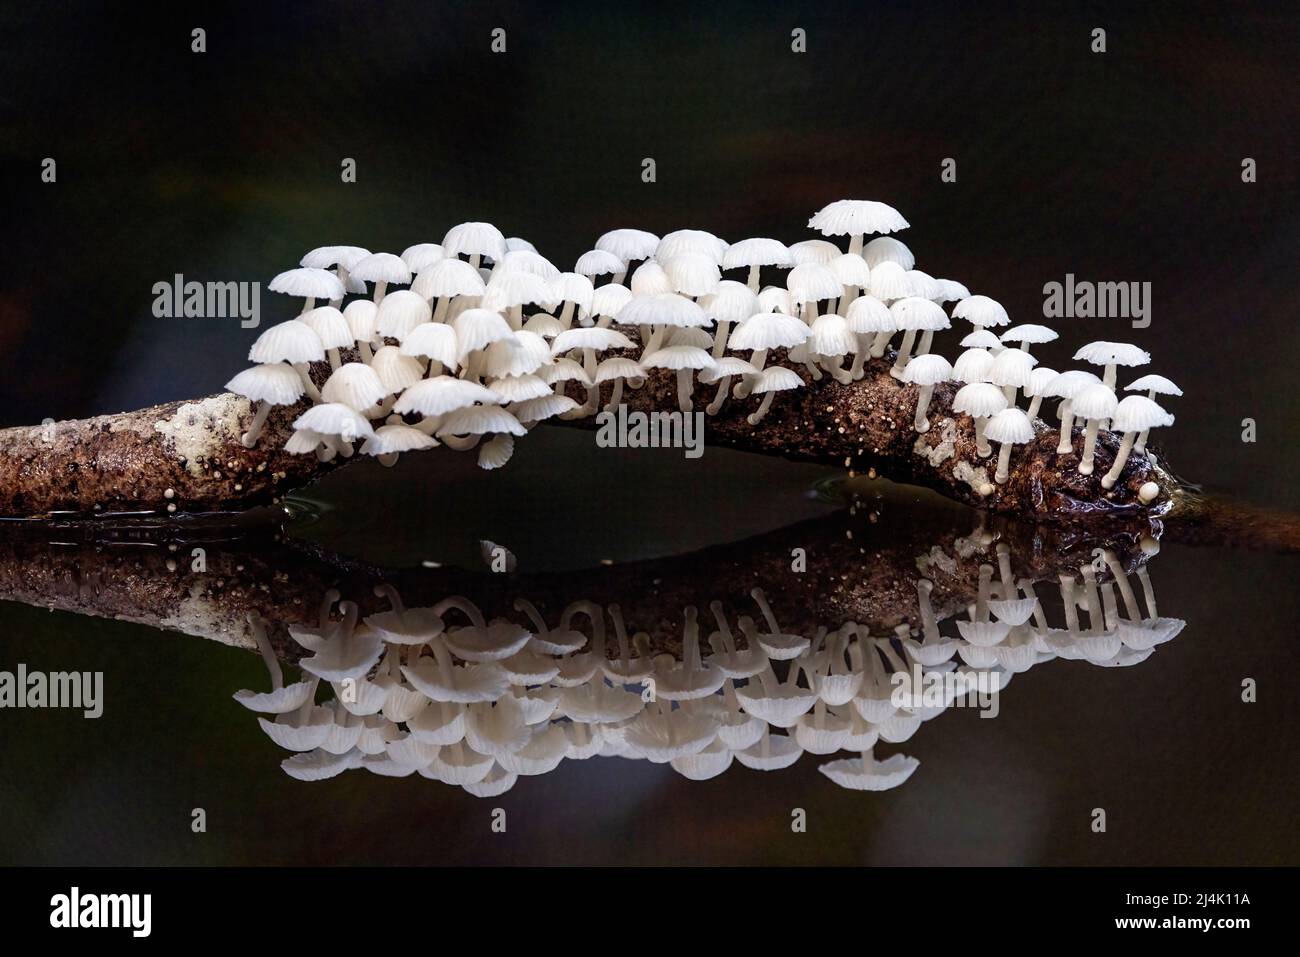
[558,301,576,330]
[1101,431,1139,489]
[890,330,917,376]
[642,325,666,358]
[604,378,626,412]
[974,417,993,458]
[994,442,1014,483]
[1101,551,1142,621]
[248,614,284,690]
[747,391,776,426]
[913,385,934,432]
[1026,394,1044,419]
[440,434,482,452]
[1078,419,1103,474]
[299,298,315,315]
[849,335,871,379]
[372,281,388,305]
[1059,574,1081,634]
[1136,567,1158,618]
[1056,399,1075,454]
[241,401,273,448]
[706,377,731,415]
[1079,564,1104,633]
[292,364,322,402]
[433,297,450,323]
[975,565,993,621]
[1103,363,1117,389]
[675,369,695,414]
[869,330,892,358]
[916,580,940,642]
[917,330,935,357]
[357,340,374,363]
[745,264,761,293]
[733,349,767,399]
[327,348,342,371]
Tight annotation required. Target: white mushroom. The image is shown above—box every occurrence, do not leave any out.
[269,267,345,315]
[226,363,306,447]
[1071,383,1119,475]
[983,407,1035,483]
[746,365,803,425]
[1101,396,1174,489]
[722,237,792,291]
[999,323,1059,356]
[350,252,411,305]
[1044,369,1101,454]
[248,319,326,401]
[1073,341,1151,389]
[862,235,915,269]
[642,345,716,413]
[442,221,507,269]
[1125,374,1182,454]
[952,294,1010,334]
[900,353,953,432]
[727,311,811,398]
[888,296,949,376]
[807,198,909,256]
[952,382,1008,458]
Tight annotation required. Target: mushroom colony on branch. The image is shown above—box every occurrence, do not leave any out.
[235,541,1182,796]
[227,202,1178,494]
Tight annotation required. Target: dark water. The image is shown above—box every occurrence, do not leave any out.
[0,2,1297,865]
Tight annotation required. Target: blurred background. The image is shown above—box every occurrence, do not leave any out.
[0,0,1296,865]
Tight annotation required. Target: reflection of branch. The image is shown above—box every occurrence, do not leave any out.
[0,350,1178,519]
[0,502,1157,660]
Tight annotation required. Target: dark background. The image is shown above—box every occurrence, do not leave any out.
[0,1,1296,865]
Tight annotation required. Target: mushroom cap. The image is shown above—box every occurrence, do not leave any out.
[453,308,518,358]
[293,403,376,440]
[890,296,950,331]
[952,382,1009,417]
[900,353,953,386]
[729,312,812,350]
[300,245,370,270]
[226,363,305,406]
[983,407,1035,444]
[540,357,593,385]
[400,321,459,368]
[343,300,380,343]
[818,751,919,790]
[511,394,579,424]
[698,280,760,325]
[756,285,795,315]
[376,290,433,340]
[808,314,856,356]
[478,433,515,469]
[617,293,709,329]
[828,253,872,287]
[269,267,345,301]
[862,236,916,270]
[750,365,804,394]
[663,253,722,297]
[808,199,909,237]
[1073,340,1151,368]
[370,346,425,394]
[844,295,894,333]
[952,348,995,384]
[487,374,552,403]
[987,347,1038,388]
[953,294,1010,328]
[1024,366,1060,397]
[284,429,327,455]
[550,272,596,314]
[400,243,445,273]
[412,258,486,300]
[249,319,325,364]
[437,404,527,438]
[1044,369,1101,398]
[280,748,358,781]
[788,240,842,267]
[656,228,728,264]
[956,619,1014,646]
[322,362,386,410]
[506,236,537,254]
[629,261,673,296]
[723,237,792,270]
[522,313,564,338]
[297,306,354,350]
[361,423,437,456]
[350,252,412,286]
[934,278,971,302]
[574,248,624,278]
[699,356,759,382]
[1125,373,1182,396]
[442,222,507,262]
[959,329,1003,350]
[670,740,735,780]
[987,597,1040,626]
[393,376,502,417]
[481,331,549,378]
[1071,382,1119,419]
[594,357,646,382]
[904,269,942,300]
[787,262,844,304]
[590,282,633,320]
[551,327,634,355]
[1111,394,1174,432]
[623,710,719,762]
[499,249,560,281]
[481,270,556,311]
[596,227,660,264]
[641,345,717,372]
[667,327,713,350]
[444,620,532,662]
[1001,323,1059,345]
[735,732,804,770]
[865,261,912,301]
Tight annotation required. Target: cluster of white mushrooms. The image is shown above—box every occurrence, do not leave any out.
[225,201,1179,488]
[233,541,1181,796]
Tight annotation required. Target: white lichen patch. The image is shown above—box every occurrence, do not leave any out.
[158,581,256,650]
[152,394,249,476]
[952,457,992,494]
[917,546,958,577]
[914,418,956,466]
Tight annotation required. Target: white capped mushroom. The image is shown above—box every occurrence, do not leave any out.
[900,353,953,432]
[226,363,306,447]
[984,407,1035,483]
[1071,383,1119,475]
[1101,395,1173,489]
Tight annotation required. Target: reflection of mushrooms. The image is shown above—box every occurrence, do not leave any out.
[1071,383,1119,475]
[651,607,725,701]
[735,728,804,771]
[984,408,1035,484]
[747,588,811,660]
[226,364,305,448]
[233,614,315,714]
[901,353,953,432]
[258,677,333,751]
[1101,396,1173,489]
[818,748,919,790]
